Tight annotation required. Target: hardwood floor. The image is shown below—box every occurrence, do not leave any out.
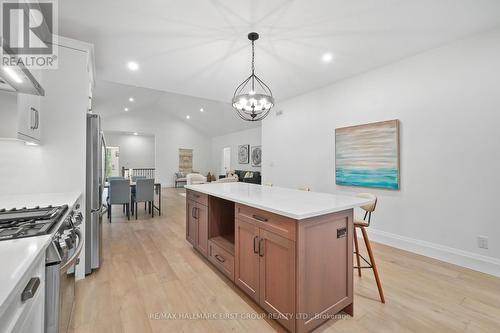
[69,188,500,333]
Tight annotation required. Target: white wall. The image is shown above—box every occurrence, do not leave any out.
[101,111,211,187]
[262,29,500,276]
[211,127,262,175]
[104,132,155,170]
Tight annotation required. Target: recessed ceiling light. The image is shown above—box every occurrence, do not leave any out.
[127,61,139,71]
[321,52,333,63]
[186,115,190,119]
[25,141,38,146]
[133,132,138,136]
[200,108,204,112]
[129,97,134,102]
[124,107,129,111]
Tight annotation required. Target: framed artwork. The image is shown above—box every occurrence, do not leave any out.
[179,148,193,173]
[238,144,249,164]
[251,146,262,167]
[335,120,400,189]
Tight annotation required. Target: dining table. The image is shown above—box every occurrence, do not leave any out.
[104,181,162,216]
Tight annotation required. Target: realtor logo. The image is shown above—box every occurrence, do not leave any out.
[1,0,58,68]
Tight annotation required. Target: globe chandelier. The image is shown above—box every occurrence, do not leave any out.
[232,32,274,121]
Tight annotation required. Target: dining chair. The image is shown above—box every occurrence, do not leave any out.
[353,193,385,303]
[107,179,130,223]
[132,178,155,219]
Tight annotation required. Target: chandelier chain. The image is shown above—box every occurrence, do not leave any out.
[251,40,255,91]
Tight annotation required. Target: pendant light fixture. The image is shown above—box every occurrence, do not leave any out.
[232,32,274,121]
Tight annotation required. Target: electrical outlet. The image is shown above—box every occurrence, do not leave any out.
[477,236,488,249]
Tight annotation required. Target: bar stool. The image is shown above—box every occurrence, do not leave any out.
[353,193,385,303]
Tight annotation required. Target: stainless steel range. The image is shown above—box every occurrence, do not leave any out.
[0,203,83,333]
[0,205,69,241]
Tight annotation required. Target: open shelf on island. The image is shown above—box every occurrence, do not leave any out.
[208,195,235,255]
[209,234,235,255]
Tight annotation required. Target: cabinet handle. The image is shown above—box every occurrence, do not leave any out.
[191,207,196,219]
[214,254,226,263]
[30,107,36,129]
[253,236,259,254]
[194,207,198,219]
[194,194,200,198]
[21,277,40,302]
[259,238,265,257]
[252,214,268,222]
[34,108,39,129]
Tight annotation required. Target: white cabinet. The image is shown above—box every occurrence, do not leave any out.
[0,69,43,144]
[0,251,45,333]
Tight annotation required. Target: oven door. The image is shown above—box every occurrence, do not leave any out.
[45,230,83,333]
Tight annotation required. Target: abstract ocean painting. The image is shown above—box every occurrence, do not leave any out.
[335,120,400,190]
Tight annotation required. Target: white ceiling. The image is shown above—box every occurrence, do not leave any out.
[59,0,500,104]
[93,80,259,137]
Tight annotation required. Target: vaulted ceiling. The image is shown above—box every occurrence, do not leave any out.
[58,0,500,135]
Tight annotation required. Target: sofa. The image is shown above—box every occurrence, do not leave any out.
[214,174,238,183]
[234,170,261,185]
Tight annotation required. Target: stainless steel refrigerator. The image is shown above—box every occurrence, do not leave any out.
[85,113,107,275]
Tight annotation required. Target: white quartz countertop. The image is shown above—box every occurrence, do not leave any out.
[185,183,372,220]
[0,191,82,313]
[0,235,52,314]
[0,191,82,210]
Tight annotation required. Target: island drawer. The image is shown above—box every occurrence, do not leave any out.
[235,204,296,241]
[208,240,234,281]
[187,190,208,206]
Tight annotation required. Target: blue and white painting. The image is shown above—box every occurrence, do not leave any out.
[335,120,400,190]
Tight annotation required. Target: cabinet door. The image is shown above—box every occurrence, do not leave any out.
[235,219,260,302]
[195,203,208,256]
[186,199,196,245]
[259,229,296,332]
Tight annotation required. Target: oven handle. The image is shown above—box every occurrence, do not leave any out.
[60,229,84,273]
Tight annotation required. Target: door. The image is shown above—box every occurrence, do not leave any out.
[259,229,296,332]
[195,203,208,256]
[186,200,196,245]
[235,219,260,302]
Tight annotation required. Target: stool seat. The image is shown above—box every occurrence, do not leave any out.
[354,217,369,227]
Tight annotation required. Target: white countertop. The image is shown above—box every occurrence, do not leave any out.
[185,183,372,220]
[0,235,52,314]
[0,191,82,313]
[0,191,82,210]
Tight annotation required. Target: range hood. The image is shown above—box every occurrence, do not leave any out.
[0,46,45,96]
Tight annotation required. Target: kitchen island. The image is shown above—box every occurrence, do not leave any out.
[184,183,371,333]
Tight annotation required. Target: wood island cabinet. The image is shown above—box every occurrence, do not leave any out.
[186,194,209,256]
[185,187,357,333]
[235,219,260,302]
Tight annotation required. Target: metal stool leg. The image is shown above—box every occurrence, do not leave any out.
[353,227,362,277]
[360,226,385,303]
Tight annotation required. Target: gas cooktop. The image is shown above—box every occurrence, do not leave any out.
[0,205,68,241]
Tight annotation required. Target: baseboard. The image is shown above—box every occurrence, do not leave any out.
[365,228,500,277]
